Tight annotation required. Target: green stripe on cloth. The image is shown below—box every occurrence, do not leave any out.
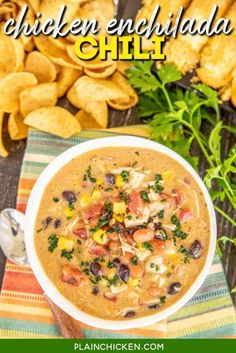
[14,130,236,338]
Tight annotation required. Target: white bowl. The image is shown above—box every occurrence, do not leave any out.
[25,136,217,330]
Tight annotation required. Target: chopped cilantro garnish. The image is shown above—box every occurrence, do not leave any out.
[150,262,160,271]
[48,234,58,253]
[77,240,81,245]
[83,165,96,183]
[131,256,139,265]
[171,215,180,227]
[135,151,140,156]
[179,245,190,263]
[61,248,74,261]
[53,197,59,203]
[68,201,75,211]
[140,190,150,202]
[104,188,113,192]
[174,229,187,240]
[166,272,172,277]
[157,209,164,219]
[160,296,166,304]
[120,170,130,183]
[131,161,138,167]
[143,242,153,251]
[119,192,130,203]
[107,261,115,268]
[127,214,132,220]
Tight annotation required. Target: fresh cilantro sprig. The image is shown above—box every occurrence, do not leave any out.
[127,61,236,229]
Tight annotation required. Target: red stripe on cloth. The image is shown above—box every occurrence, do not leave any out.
[3,271,43,295]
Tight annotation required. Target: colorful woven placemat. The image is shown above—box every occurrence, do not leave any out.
[0,127,236,339]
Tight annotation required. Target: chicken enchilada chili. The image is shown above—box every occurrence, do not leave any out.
[35,147,210,320]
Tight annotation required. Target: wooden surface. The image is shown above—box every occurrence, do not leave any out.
[0,0,235,338]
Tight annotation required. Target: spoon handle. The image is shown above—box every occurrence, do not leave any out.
[46,296,85,339]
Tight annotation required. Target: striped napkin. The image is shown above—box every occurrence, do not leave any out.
[0,128,236,339]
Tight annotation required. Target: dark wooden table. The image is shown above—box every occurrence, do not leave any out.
[0,0,235,311]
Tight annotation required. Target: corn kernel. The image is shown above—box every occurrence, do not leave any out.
[91,190,102,200]
[163,171,174,180]
[113,213,124,223]
[58,237,74,251]
[79,194,91,208]
[113,202,126,214]
[65,208,75,218]
[96,178,104,186]
[107,268,117,279]
[116,175,125,188]
[93,229,107,245]
[137,243,143,251]
[128,277,140,288]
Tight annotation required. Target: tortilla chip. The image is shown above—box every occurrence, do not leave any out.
[0,73,38,113]
[20,83,58,117]
[57,67,82,97]
[75,110,103,129]
[84,62,117,79]
[107,72,138,110]
[34,36,83,70]
[67,76,129,103]
[116,61,132,76]
[8,111,28,140]
[24,106,81,138]
[27,0,41,13]
[48,37,70,51]
[77,0,115,37]
[76,98,108,129]
[0,111,8,158]
[0,23,25,78]
[25,51,57,83]
[15,1,35,52]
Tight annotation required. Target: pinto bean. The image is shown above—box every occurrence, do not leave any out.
[133,228,154,243]
[106,231,119,241]
[61,265,85,287]
[120,252,133,265]
[129,263,144,278]
[148,303,160,310]
[148,284,161,296]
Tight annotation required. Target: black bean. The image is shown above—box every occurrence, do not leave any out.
[92,286,99,295]
[54,219,61,229]
[148,303,160,310]
[113,258,120,267]
[62,190,77,203]
[119,264,130,283]
[189,240,202,259]
[124,311,135,318]
[90,262,102,276]
[168,282,182,295]
[105,173,115,185]
[43,216,52,230]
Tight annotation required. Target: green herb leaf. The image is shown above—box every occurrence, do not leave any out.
[48,234,58,253]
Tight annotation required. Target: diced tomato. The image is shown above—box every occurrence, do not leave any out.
[128,191,144,217]
[73,228,89,239]
[150,239,166,254]
[172,189,184,207]
[88,243,109,257]
[178,208,192,223]
[106,231,119,241]
[82,203,103,220]
[61,265,85,287]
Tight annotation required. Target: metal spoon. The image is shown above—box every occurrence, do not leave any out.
[0,208,85,338]
[0,208,29,265]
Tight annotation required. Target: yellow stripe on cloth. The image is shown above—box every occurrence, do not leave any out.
[0,329,59,339]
